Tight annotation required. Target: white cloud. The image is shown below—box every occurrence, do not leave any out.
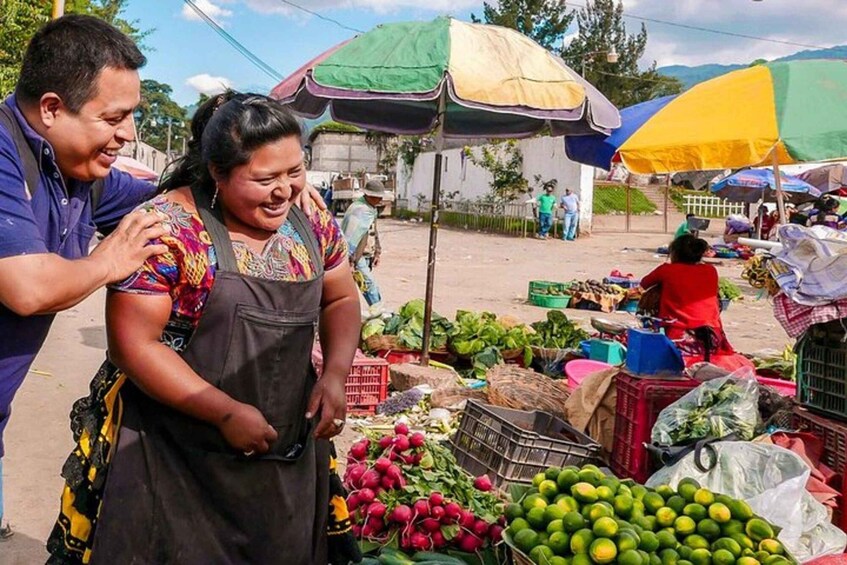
[612,0,847,68]
[181,0,234,25]
[186,73,235,95]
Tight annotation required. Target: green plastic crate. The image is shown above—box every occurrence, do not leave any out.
[797,320,847,421]
[527,280,571,300]
[529,293,571,309]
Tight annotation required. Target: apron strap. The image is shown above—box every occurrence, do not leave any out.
[190,184,240,273]
[287,206,325,278]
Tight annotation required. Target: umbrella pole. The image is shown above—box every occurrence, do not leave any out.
[420,89,448,366]
[772,152,787,225]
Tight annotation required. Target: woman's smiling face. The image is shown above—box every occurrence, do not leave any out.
[216,135,305,233]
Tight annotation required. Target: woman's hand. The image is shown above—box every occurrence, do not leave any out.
[291,183,327,216]
[306,375,347,439]
[217,401,279,454]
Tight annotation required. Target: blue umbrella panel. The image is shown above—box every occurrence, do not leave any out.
[710,168,821,203]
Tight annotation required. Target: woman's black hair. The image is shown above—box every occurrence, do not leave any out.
[160,92,302,193]
[669,234,709,264]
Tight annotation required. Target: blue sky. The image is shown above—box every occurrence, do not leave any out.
[123,0,847,107]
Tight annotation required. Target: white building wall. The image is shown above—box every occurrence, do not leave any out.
[396,136,593,232]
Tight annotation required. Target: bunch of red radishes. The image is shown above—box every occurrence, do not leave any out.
[343,424,504,554]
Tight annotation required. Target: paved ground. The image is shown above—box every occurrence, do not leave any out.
[0,219,788,564]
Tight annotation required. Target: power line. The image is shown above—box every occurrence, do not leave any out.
[276,0,364,34]
[566,1,831,51]
[182,0,282,82]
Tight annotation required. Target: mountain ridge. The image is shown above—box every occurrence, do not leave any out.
[658,44,847,88]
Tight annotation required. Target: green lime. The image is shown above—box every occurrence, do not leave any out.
[614,495,636,518]
[713,549,736,565]
[547,531,570,556]
[555,496,580,514]
[508,517,530,536]
[545,467,563,481]
[505,502,525,522]
[596,485,615,503]
[588,503,614,523]
[527,507,548,530]
[660,548,680,565]
[539,480,559,500]
[523,494,548,513]
[589,538,618,564]
[557,469,580,493]
[689,549,712,565]
[684,535,710,551]
[562,511,586,534]
[709,503,732,524]
[667,495,687,515]
[619,549,644,565]
[655,507,677,528]
[643,492,666,514]
[570,528,595,554]
[529,544,555,564]
[693,489,715,507]
[571,482,599,504]
[656,485,676,500]
[515,528,541,554]
[639,531,660,552]
[546,519,565,535]
[674,516,696,536]
[533,472,547,487]
[617,530,640,552]
[657,530,677,550]
[696,519,721,540]
[592,516,619,538]
[545,505,566,523]
[678,479,700,503]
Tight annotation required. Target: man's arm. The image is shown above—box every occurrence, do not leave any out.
[0,209,168,315]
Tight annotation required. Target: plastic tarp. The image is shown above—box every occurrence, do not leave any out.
[648,441,847,563]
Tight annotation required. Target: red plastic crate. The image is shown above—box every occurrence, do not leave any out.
[792,406,847,530]
[611,372,699,483]
[312,347,389,415]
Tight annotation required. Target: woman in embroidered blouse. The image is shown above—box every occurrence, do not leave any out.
[48,93,361,564]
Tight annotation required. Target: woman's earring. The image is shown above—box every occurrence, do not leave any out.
[211,186,219,209]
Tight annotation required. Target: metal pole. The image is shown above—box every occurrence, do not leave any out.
[166,120,172,157]
[772,151,787,225]
[420,89,448,366]
[663,175,670,233]
[52,0,65,19]
[625,183,631,232]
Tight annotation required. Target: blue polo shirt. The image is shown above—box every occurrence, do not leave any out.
[0,95,156,456]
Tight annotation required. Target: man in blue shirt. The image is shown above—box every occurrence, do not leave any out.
[0,16,170,539]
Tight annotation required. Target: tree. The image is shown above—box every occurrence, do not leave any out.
[136,80,190,154]
[471,0,574,52]
[0,0,152,96]
[562,0,683,107]
[364,131,400,174]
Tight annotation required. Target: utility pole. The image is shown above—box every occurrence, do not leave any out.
[166,119,172,157]
[52,0,65,19]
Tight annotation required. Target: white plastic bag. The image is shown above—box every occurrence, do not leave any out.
[647,441,847,563]
[651,369,760,445]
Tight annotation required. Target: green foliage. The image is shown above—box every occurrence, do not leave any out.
[398,136,427,176]
[471,0,575,51]
[0,0,152,97]
[310,120,362,135]
[718,278,742,301]
[464,140,529,202]
[561,0,683,107]
[593,185,657,215]
[136,79,189,154]
[364,131,400,173]
[529,310,589,349]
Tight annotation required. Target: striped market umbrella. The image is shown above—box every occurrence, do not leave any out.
[710,168,821,204]
[271,17,619,138]
[272,16,619,362]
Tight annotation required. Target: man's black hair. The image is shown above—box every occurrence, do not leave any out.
[16,15,145,113]
[686,213,696,219]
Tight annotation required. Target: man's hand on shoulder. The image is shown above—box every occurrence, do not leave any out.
[291,183,327,217]
[89,208,169,283]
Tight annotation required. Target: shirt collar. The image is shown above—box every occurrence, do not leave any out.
[5,94,58,169]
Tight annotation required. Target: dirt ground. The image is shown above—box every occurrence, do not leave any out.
[0,219,788,564]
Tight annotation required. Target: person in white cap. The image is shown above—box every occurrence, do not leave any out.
[341,180,385,307]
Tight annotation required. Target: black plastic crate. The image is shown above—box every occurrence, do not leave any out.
[798,319,847,421]
[450,400,601,488]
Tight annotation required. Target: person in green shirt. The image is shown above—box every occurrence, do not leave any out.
[675,213,695,239]
[536,184,557,239]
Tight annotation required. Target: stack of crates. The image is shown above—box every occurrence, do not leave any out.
[794,319,847,529]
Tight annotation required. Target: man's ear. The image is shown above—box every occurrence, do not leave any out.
[38,92,64,128]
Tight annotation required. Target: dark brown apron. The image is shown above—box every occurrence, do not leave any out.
[90,186,329,565]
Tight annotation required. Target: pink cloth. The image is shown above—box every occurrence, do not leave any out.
[773,292,847,338]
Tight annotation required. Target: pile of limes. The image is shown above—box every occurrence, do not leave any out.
[502,465,794,565]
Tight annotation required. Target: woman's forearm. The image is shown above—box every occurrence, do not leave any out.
[318,294,361,383]
[112,341,236,427]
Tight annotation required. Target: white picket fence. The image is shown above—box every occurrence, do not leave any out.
[683,194,745,218]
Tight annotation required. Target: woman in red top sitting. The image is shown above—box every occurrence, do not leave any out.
[640,235,752,371]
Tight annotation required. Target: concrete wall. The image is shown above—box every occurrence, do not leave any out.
[396,136,594,232]
[309,132,379,173]
[120,141,169,175]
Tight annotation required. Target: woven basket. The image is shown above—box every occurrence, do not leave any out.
[430,386,488,409]
[363,334,402,352]
[486,365,570,418]
[363,334,448,354]
[500,347,524,361]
